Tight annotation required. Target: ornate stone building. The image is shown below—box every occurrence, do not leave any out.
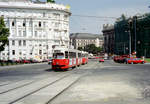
[102,24,114,55]
[70,33,104,49]
[0,0,71,61]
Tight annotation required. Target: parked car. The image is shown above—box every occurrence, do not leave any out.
[22,60,30,64]
[99,59,104,63]
[114,55,129,63]
[15,60,22,63]
[126,58,146,64]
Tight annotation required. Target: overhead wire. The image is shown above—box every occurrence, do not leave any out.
[71,14,117,19]
[70,14,116,33]
[71,16,88,32]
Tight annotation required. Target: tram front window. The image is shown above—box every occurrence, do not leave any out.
[53,53,64,59]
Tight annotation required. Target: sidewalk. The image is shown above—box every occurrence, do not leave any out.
[0,62,48,71]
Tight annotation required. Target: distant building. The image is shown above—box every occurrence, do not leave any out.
[114,14,150,57]
[0,0,71,60]
[102,24,115,55]
[70,33,104,49]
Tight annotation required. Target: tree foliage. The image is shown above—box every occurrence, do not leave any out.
[84,44,102,54]
[47,0,55,3]
[78,47,83,51]
[0,16,9,52]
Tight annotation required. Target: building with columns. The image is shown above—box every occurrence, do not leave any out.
[0,0,71,61]
[70,33,104,49]
[102,24,114,55]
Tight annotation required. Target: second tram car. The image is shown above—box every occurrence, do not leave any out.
[52,46,88,71]
[81,51,88,65]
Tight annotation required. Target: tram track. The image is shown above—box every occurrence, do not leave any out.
[47,75,82,104]
[0,62,89,104]
[11,74,72,104]
[0,72,71,104]
[0,72,64,94]
[0,80,34,94]
[0,81,11,86]
[12,74,83,104]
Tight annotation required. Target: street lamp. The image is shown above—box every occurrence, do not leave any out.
[133,16,137,53]
[128,19,132,57]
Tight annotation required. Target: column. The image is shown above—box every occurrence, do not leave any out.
[25,19,29,38]
[15,18,18,37]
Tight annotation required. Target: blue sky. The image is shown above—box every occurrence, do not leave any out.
[41,0,150,34]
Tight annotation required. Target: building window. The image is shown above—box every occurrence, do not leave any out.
[23,40,26,46]
[55,22,59,27]
[19,51,22,55]
[43,12,46,17]
[53,13,60,19]
[35,31,37,37]
[19,30,22,37]
[12,50,15,55]
[64,15,68,20]
[43,22,46,27]
[29,20,32,27]
[39,50,42,55]
[19,40,21,46]
[12,40,15,46]
[12,21,15,26]
[23,22,26,27]
[23,31,26,37]
[39,22,41,27]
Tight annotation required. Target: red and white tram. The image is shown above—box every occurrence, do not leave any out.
[52,46,88,71]
[81,51,88,65]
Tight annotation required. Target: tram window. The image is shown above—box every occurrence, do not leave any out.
[82,54,85,57]
[65,51,68,58]
[53,53,64,59]
[69,52,76,58]
[73,52,76,58]
[78,53,81,57]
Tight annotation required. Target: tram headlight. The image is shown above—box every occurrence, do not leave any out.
[66,61,67,64]
[65,60,68,63]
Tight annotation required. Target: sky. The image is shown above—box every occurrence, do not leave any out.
[41,0,150,34]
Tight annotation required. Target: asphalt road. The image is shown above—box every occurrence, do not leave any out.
[0,60,150,104]
[0,63,52,83]
[51,59,150,104]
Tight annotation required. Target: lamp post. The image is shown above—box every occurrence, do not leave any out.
[133,16,137,53]
[123,43,125,54]
[128,19,132,57]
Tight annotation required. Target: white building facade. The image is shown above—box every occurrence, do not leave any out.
[70,33,104,49]
[0,0,71,61]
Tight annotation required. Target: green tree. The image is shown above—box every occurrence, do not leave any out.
[0,16,9,53]
[47,0,55,3]
[78,47,83,51]
[84,44,102,54]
